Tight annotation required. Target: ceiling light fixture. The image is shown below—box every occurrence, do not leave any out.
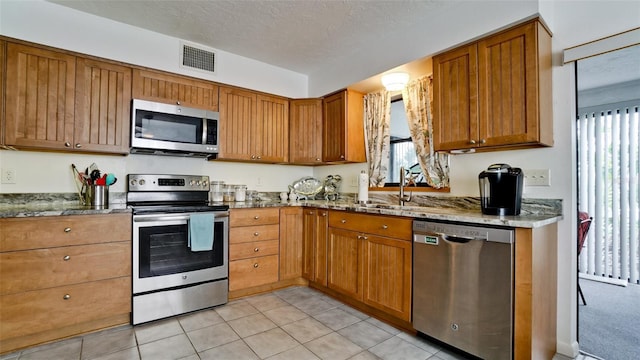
[381,72,409,91]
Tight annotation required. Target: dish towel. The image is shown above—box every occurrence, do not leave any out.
[188,213,215,252]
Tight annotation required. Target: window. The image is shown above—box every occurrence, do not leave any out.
[386,98,426,187]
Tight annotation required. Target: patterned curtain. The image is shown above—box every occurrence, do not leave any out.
[401,76,450,188]
[363,90,391,186]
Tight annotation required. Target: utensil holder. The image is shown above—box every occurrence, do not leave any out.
[84,185,109,209]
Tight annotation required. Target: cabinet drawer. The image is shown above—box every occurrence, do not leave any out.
[0,277,131,340]
[230,240,279,261]
[328,211,412,240]
[0,213,132,252]
[230,208,279,227]
[230,224,279,243]
[229,255,279,291]
[0,242,131,295]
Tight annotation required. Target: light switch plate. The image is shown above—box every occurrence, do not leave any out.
[1,169,16,184]
[524,169,550,186]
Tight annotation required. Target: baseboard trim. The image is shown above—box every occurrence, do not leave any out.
[555,340,580,359]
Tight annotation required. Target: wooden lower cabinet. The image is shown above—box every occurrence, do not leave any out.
[302,208,328,286]
[0,213,132,354]
[229,255,279,291]
[279,207,303,280]
[326,211,413,322]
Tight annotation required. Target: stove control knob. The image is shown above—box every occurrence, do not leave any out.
[130,179,137,186]
[189,180,195,186]
[196,180,201,186]
[139,179,146,186]
[202,180,208,187]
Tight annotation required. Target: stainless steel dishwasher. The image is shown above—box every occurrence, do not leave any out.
[412,220,514,360]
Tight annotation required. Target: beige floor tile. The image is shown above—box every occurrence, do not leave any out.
[177,356,200,360]
[228,313,278,338]
[18,338,82,360]
[292,297,337,316]
[199,340,259,360]
[369,336,431,360]
[138,334,195,360]
[134,319,183,345]
[313,308,361,331]
[178,309,225,332]
[90,347,140,360]
[244,328,300,359]
[349,351,382,360]
[396,332,440,354]
[339,305,371,320]
[338,321,394,349]
[431,348,470,360]
[245,293,289,312]
[281,317,333,343]
[81,327,136,360]
[0,352,20,360]
[263,304,309,326]
[365,317,402,335]
[266,345,320,360]
[274,287,316,305]
[215,301,260,321]
[186,322,240,352]
[304,332,363,360]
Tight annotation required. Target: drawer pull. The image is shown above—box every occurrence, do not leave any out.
[254,216,260,220]
[63,255,71,261]
[253,263,259,268]
[64,142,71,147]
[382,225,388,229]
[254,247,260,252]
[64,227,71,233]
[341,219,346,223]
[322,212,327,217]
[254,232,259,236]
[63,294,71,300]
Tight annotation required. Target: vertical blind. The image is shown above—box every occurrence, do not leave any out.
[577,103,640,284]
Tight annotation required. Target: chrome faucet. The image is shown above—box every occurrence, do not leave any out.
[399,166,412,206]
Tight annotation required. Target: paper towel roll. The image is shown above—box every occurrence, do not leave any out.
[358,171,368,203]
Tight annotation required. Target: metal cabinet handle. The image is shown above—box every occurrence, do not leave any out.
[469,139,477,145]
[382,225,388,229]
[64,227,71,233]
[63,255,70,261]
[75,143,82,148]
[341,219,346,223]
[64,142,71,147]
[63,294,71,300]
[254,232,259,236]
[251,155,256,159]
[257,156,261,160]
[322,212,327,217]
[177,101,181,105]
[340,155,345,159]
[480,139,486,144]
[254,216,260,220]
[253,263,259,268]
[316,158,321,161]
[254,247,260,252]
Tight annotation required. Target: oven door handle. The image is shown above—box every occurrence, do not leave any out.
[133,212,228,223]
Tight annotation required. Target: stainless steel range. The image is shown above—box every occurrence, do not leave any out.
[127,174,229,325]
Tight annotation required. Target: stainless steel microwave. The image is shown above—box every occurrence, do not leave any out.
[130,99,219,158]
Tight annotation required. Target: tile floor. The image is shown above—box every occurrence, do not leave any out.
[0,286,599,360]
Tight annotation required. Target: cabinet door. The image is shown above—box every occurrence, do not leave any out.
[302,209,316,281]
[362,235,412,322]
[218,86,256,160]
[4,43,75,149]
[322,91,346,162]
[290,99,323,164]
[255,94,289,162]
[432,44,479,151]
[279,207,302,280]
[477,21,541,146]
[131,69,219,111]
[1,40,5,146]
[314,209,329,286]
[327,227,363,301]
[74,58,131,153]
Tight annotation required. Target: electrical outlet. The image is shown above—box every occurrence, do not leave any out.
[1,169,17,184]
[524,169,550,186]
[256,177,262,187]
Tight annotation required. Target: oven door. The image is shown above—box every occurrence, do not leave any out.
[132,211,228,294]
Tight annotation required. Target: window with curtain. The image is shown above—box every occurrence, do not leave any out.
[387,98,425,186]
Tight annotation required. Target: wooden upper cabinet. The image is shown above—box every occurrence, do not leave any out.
[74,58,131,154]
[289,99,323,164]
[322,90,366,163]
[218,86,289,163]
[218,87,256,161]
[4,43,76,150]
[0,40,5,146]
[255,94,289,163]
[433,18,552,152]
[131,68,219,111]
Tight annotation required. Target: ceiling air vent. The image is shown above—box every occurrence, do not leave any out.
[180,42,216,74]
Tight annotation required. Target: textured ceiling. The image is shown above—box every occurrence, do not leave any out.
[49,0,445,76]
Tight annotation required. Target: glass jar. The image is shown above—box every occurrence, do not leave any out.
[234,185,247,202]
[210,181,225,202]
[223,185,235,202]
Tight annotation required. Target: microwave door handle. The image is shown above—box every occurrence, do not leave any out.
[202,119,207,145]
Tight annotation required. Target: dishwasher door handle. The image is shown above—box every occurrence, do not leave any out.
[436,233,483,243]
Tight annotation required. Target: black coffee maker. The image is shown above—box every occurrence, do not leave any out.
[479,164,523,216]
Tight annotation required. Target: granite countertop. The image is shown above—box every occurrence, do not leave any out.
[1,193,562,228]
